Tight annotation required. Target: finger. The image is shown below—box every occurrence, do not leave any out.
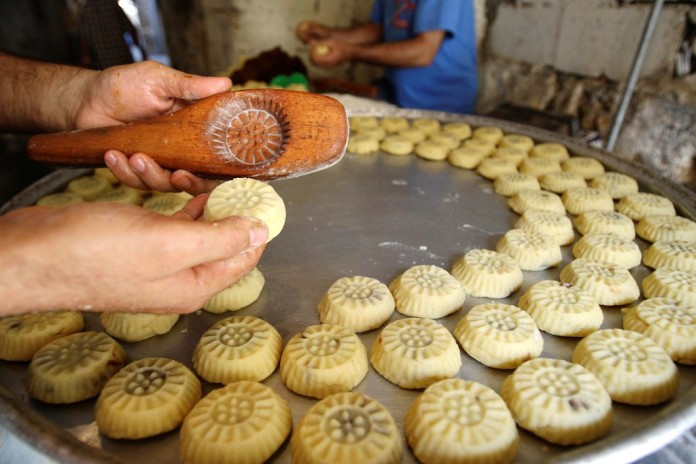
[127,153,178,192]
[170,170,221,195]
[160,69,232,102]
[171,194,209,221]
[104,150,150,190]
[154,215,268,270]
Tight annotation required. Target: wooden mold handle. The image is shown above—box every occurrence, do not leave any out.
[28,89,349,180]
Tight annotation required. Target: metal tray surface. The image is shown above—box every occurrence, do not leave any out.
[1,109,696,464]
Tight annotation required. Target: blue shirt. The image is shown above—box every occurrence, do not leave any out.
[370,0,478,114]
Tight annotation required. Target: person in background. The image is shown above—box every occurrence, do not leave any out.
[297,0,478,114]
[0,51,267,317]
[77,0,147,69]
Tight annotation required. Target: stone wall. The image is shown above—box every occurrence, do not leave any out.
[480,0,696,186]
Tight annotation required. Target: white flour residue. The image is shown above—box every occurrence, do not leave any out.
[481,186,494,195]
[392,179,408,186]
[442,192,461,203]
[379,241,444,261]
[458,223,505,236]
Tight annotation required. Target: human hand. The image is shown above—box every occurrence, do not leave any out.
[74,60,232,130]
[0,196,268,316]
[296,20,332,43]
[309,39,352,68]
[73,60,231,192]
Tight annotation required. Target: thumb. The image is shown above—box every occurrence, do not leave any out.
[162,70,232,101]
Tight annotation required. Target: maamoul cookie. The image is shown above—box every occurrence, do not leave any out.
[370,317,461,389]
[192,315,282,384]
[641,268,696,305]
[518,280,603,337]
[529,142,570,161]
[96,357,202,439]
[93,185,143,205]
[204,178,286,242]
[538,171,587,193]
[291,392,402,464]
[397,127,427,144]
[499,133,534,152]
[519,157,562,178]
[94,166,119,184]
[36,192,84,207]
[142,192,189,216]
[0,310,84,361]
[616,192,676,221]
[404,379,518,464]
[380,134,414,156]
[347,133,380,154]
[101,312,180,343]
[448,146,486,169]
[476,157,517,179]
[492,146,528,166]
[501,358,612,446]
[559,258,640,306]
[636,215,696,243]
[349,116,379,132]
[432,132,463,150]
[27,331,126,404]
[462,137,495,155]
[441,121,472,140]
[453,303,543,369]
[280,324,367,398]
[574,210,636,240]
[380,116,409,133]
[493,173,541,197]
[202,267,265,313]
[318,275,395,332]
[451,249,523,298]
[623,297,696,364]
[561,156,605,180]
[66,174,111,200]
[571,232,642,269]
[573,328,679,405]
[507,189,566,215]
[356,125,387,141]
[514,210,575,246]
[180,381,291,464]
[389,265,465,319]
[414,139,449,161]
[496,228,562,271]
[472,126,504,144]
[643,241,696,271]
[412,117,441,135]
[590,172,639,199]
[561,187,614,215]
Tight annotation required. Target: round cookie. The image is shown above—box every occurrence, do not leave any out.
[499,133,534,152]
[454,303,543,369]
[380,116,409,133]
[318,275,395,332]
[389,265,465,319]
[448,146,486,169]
[380,134,414,156]
[529,142,570,161]
[560,258,640,306]
[493,173,541,197]
[561,156,605,180]
[347,133,380,154]
[414,139,449,161]
[616,193,676,221]
[451,249,523,298]
[561,187,614,215]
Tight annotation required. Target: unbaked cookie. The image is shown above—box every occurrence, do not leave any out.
[414,139,449,161]
[493,173,541,197]
[370,317,461,389]
[380,134,414,156]
[318,275,395,332]
[499,134,534,153]
[514,210,575,246]
[448,146,487,169]
[519,157,562,178]
[590,172,639,199]
[539,171,587,194]
[347,133,380,154]
[389,265,465,319]
[616,193,676,221]
[560,258,640,306]
[380,116,409,133]
[574,211,636,240]
[561,187,614,215]
[561,156,605,180]
[635,215,696,243]
[529,142,570,161]
[571,232,642,269]
[451,249,523,298]
[643,241,696,272]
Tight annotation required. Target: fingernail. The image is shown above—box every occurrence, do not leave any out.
[249,220,269,246]
[104,152,117,167]
[131,156,146,173]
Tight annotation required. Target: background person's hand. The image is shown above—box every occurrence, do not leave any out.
[296,20,332,43]
[0,195,268,316]
[309,39,352,68]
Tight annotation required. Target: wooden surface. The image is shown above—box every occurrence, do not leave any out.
[27,89,348,180]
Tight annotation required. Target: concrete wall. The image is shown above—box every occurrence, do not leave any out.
[488,0,687,80]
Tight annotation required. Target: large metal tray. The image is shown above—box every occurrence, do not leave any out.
[1,108,695,464]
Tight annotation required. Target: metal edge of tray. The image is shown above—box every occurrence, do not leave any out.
[1,108,695,464]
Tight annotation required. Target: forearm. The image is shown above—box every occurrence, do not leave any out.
[0,51,97,133]
[349,35,440,68]
[331,23,383,45]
